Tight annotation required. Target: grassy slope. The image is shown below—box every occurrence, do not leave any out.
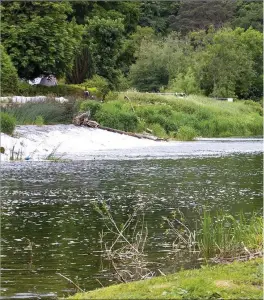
[81,92,263,139]
[68,258,263,299]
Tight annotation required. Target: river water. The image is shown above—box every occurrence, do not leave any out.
[0,135,263,299]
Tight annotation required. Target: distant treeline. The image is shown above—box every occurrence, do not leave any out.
[1,1,263,100]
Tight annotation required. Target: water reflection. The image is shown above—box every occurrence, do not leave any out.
[1,154,263,297]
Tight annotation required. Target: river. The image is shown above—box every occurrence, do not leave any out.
[0,129,263,299]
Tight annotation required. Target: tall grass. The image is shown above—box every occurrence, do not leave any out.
[165,209,262,260]
[198,210,262,259]
[3,99,79,125]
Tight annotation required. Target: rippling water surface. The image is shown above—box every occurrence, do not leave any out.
[1,151,263,298]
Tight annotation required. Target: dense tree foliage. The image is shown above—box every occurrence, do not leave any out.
[86,17,125,88]
[169,0,235,34]
[1,2,82,79]
[232,1,263,32]
[1,0,263,100]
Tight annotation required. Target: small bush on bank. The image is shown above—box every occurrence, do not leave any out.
[148,123,167,137]
[80,101,102,119]
[35,115,44,126]
[81,75,110,99]
[176,126,197,141]
[0,112,16,135]
[95,101,138,132]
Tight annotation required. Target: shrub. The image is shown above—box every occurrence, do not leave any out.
[0,112,16,135]
[0,45,19,95]
[176,126,197,141]
[95,102,138,132]
[81,75,110,99]
[35,115,44,126]
[17,82,84,97]
[148,123,167,137]
[80,101,102,119]
[136,106,178,134]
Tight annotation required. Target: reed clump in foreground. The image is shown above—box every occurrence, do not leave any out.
[164,209,262,262]
[65,206,262,298]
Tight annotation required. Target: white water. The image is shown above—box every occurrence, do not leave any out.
[0,125,263,161]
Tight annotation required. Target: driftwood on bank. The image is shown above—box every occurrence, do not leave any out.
[73,113,167,141]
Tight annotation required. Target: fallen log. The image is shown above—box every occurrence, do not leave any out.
[97,125,167,141]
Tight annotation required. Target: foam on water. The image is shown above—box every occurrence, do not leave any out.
[0,125,262,161]
[0,125,160,161]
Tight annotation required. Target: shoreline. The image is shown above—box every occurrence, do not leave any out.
[67,258,263,299]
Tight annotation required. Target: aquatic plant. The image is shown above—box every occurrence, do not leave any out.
[94,200,154,283]
[165,209,263,260]
[199,210,263,260]
[9,144,23,161]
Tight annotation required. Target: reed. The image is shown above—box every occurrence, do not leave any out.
[164,209,262,260]
[198,210,263,259]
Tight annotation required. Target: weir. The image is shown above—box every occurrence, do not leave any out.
[1,125,263,162]
[0,125,161,161]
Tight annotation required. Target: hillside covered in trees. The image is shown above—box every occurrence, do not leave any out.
[1,0,263,100]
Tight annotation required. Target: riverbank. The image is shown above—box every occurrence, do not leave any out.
[68,258,263,299]
[79,92,263,140]
[1,93,263,141]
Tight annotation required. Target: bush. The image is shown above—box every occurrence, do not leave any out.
[35,115,44,126]
[0,45,19,95]
[148,123,167,137]
[17,82,84,97]
[81,75,110,99]
[80,101,102,119]
[136,106,178,134]
[176,126,197,141]
[95,102,138,132]
[0,112,16,135]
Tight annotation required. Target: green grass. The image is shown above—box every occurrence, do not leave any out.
[67,258,263,299]
[79,92,263,140]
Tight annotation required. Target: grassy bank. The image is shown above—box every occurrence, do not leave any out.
[68,258,263,299]
[79,92,263,140]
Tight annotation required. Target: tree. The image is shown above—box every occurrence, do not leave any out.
[129,34,187,92]
[232,1,263,32]
[169,0,235,34]
[86,16,125,87]
[0,44,19,95]
[1,2,83,79]
[139,1,180,34]
[196,27,262,99]
[65,45,94,84]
